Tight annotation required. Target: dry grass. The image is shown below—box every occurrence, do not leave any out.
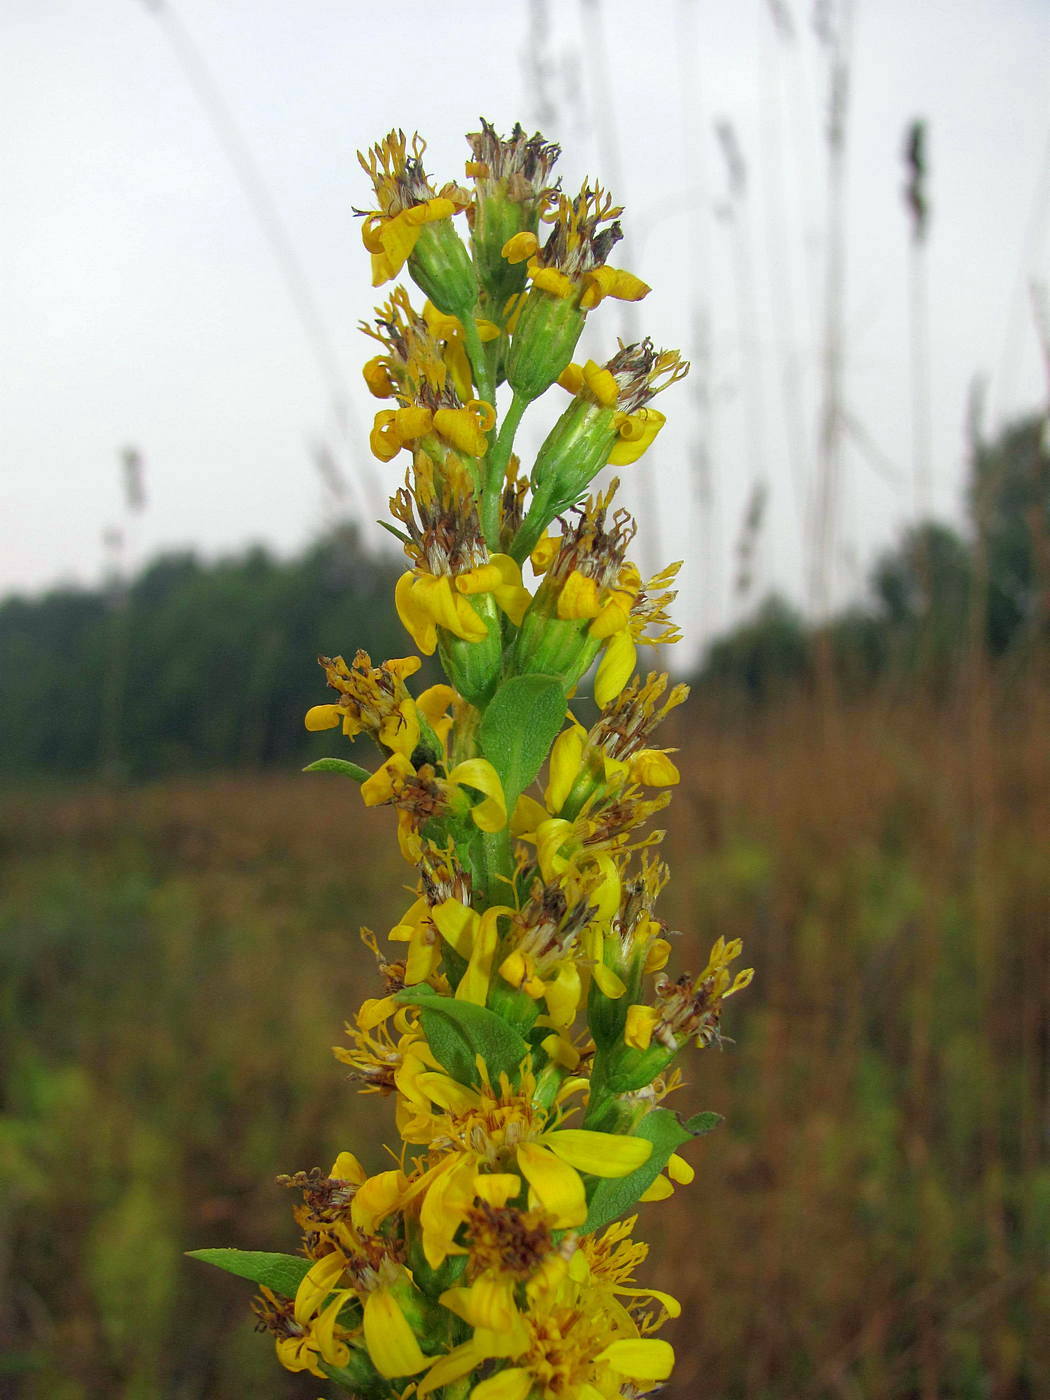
[1,680,1047,1397]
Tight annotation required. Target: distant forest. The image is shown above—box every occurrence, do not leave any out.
[2,416,1046,782]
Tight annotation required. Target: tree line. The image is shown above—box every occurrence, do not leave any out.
[2,416,1046,781]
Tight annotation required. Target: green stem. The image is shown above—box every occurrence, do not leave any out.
[475,826,514,910]
[461,313,495,411]
[481,391,528,547]
[510,475,556,563]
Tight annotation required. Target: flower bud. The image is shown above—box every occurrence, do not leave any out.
[466,120,560,315]
[437,590,503,706]
[409,219,479,319]
[505,287,587,402]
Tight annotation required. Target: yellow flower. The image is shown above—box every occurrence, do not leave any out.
[428,897,510,1005]
[304,652,423,744]
[395,553,530,655]
[358,131,469,287]
[395,1066,651,1264]
[369,398,495,463]
[416,1231,676,1400]
[500,185,650,312]
[361,750,507,841]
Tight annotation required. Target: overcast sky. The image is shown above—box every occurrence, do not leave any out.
[3,0,1048,649]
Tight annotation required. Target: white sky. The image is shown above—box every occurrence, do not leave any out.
[2,0,1049,652]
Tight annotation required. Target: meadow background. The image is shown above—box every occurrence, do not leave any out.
[4,0,1050,1395]
[2,417,1049,1397]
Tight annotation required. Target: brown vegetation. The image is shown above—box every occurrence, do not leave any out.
[1,676,1047,1397]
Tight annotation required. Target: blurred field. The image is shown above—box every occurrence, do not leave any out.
[2,679,1048,1399]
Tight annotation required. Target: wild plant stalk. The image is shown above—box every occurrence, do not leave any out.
[193,120,752,1399]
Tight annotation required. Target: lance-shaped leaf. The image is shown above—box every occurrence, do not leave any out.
[303,757,371,782]
[397,984,530,1086]
[479,674,567,809]
[187,1249,313,1299]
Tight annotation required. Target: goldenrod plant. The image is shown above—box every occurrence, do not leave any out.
[192,120,752,1400]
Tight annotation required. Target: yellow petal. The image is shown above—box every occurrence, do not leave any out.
[362,354,395,398]
[609,407,666,466]
[638,1173,674,1202]
[540,1031,581,1070]
[558,362,585,395]
[489,553,532,625]
[395,572,438,654]
[379,697,420,758]
[294,1252,345,1326]
[624,1003,658,1050]
[419,1155,476,1268]
[360,752,413,807]
[350,1169,404,1233]
[416,1340,487,1397]
[543,961,582,1028]
[580,265,650,310]
[312,1290,352,1367]
[544,1128,652,1178]
[644,937,672,973]
[515,1141,586,1227]
[449,759,507,833]
[588,597,631,641]
[415,1071,481,1114]
[429,898,476,957]
[357,993,400,1029]
[305,704,343,732]
[531,266,575,299]
[456,561,505,596]
[456,906,503,1006]
[629,748,680,786]
[329,1151,366,1184]
[471,1367,533,1400]
[530,534,559,575]
[502,231,539,264]
[535,817,574,880]
[582,358,620,408]
[557,569,601,620]
[613,1283,682,1318]
[667,1152,695,1185]
[393,405,433,441]
[370,408,402,461]
[362,1287,431,1377]
[595,1338,674,1381]
[544,725,585,813]
[594,631,636,707]
[592,962,627,999]
[417,682,457,722]
[472,1172,521,1207]
[433,405,488,457]
[414,574,489,644]
[511,793,548,836]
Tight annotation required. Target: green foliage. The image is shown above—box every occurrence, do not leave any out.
[303,757,371,781]
[397,984,530,1086]
[187,1250,313,1298]
[477,674,567,809]
[0,525,405,780]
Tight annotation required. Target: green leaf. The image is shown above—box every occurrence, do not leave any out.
[479,674,567,808]
[684,1110,724,1136]
[582,1107,720,1235]
[397,984,530,1086]
[303,757,371,782]
[419,1007,476,1086]
[186,1248,312,1298]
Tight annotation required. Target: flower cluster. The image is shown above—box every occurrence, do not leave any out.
[200,120,752,1400]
